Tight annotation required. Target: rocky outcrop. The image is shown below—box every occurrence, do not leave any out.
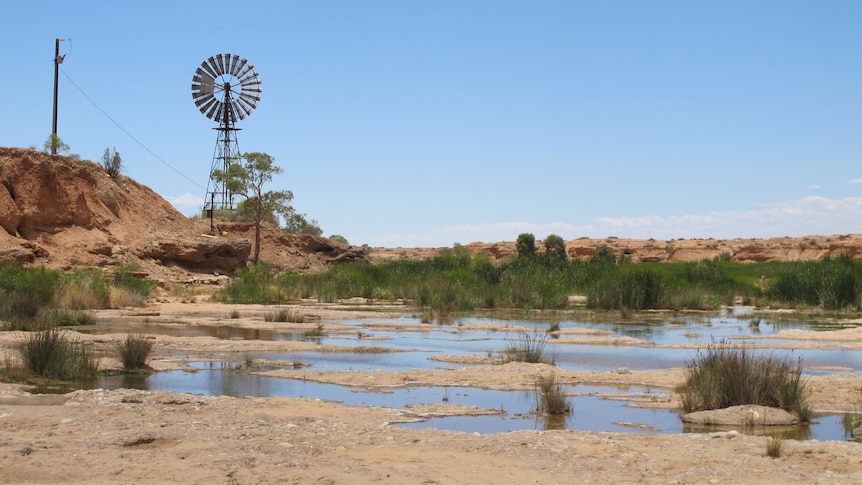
[370,235,862,264]
[136,237,251,272]
[217,223,368,272]
[682,405,800,426]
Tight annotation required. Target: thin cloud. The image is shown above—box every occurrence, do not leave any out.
[166,193,205,215]
[357,196,862,247]
[849,178,862,185]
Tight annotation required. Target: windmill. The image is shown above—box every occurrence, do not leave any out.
[191,54,262,230]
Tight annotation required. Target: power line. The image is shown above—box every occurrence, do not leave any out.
[59,66,206,190]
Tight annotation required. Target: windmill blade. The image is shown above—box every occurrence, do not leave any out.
[231,101,246,120]
[200,97,218,117]
[193,74,215,95]
[195,94,215,107]
[241,86,262,94]
[227,103,238,123]
[237,98,255,117]
[214,103,225,123]
[239,92,261,104]
[192,88,211,100]
[239,70,260,84]
[237,63,254,80]
[216,54,227,75]
[231,57,247,77]
[240,77,261,87]
[205,100,220,120]
[202,57,219,78]
[228,54,240,76]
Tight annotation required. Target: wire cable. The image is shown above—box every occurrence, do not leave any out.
[59,66,206,190]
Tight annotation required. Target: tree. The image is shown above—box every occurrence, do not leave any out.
[212,152,292,263]
[544,234,567,262]
[516,233,536,257]
[592,244,616,264]
[284,213,322,236]
[42,134,69,155]
[101,147,123,180]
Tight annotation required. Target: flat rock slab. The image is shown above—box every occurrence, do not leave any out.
[682,404,799,426]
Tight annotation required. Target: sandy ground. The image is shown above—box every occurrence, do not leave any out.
[2,298,862,484]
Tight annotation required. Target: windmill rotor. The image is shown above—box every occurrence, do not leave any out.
[191,54,261,124]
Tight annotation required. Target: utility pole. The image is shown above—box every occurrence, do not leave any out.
[52,38,66,154]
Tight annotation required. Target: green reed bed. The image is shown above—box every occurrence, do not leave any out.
[212,248,862,315]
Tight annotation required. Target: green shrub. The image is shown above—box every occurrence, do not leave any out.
[112,262,155,298]
[678,344,811,421]
[100,147,123,180]
[98,192,120,216]
[592,244,616,264]
[47,309,97,326]
[0,264,59,323]
[115,334,154,370]
[516,233,536,257]
[56,268,111,309]
[216,262,285,304]
[543,234,567,262]
[16,328,99,380]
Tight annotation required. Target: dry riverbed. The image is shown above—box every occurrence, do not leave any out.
[1,298,862,484]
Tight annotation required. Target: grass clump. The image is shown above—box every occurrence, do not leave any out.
[502,332,555,365]
[115,334,154,370]
[766,436,784,458]
[263,307,305,323]
[47,309,97,326]
[677,343,811,421]
[14,328,99,381]
[534,372,571,415]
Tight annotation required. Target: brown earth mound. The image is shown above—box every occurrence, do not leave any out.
[0,147,363,279]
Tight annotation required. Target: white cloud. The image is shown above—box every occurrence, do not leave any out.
[849,178,862,185]
[166,193,205,215]
[359,196,862,247]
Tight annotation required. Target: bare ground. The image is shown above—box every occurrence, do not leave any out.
[2,298,862,484]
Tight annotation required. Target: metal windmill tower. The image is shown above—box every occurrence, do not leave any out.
[191,54,262,229]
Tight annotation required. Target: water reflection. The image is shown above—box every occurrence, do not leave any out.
[87,369,848,440]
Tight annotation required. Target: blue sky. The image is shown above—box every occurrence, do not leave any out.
[2,1,860,247]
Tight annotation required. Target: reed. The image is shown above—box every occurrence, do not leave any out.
[16,328,99,380]
[678,343,811,421]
